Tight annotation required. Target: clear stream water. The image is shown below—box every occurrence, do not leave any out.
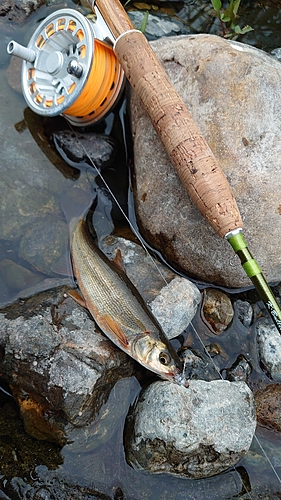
[1,0,281,499]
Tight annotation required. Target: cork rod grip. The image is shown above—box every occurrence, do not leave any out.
[95,0,243,238]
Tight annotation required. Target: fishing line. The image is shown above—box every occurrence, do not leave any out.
[63,119,281,493]
[64,121,171,288]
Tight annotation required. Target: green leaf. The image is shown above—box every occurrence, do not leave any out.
[240,25,254,34]
[211,0,222,12]
[221,14,231,22]
[233,0,242,17]
[139,10,149,33]
[224,0,234,17]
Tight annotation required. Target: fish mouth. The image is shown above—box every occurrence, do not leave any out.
[172,370,189,387]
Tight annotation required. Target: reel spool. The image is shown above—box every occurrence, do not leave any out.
[7,8,125,126]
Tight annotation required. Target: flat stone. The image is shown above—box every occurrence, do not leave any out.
[125,379,256,479]
[130,34,281,287]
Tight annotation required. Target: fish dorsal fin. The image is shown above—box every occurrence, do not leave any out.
[68,289,87,309]
[112,249,125,272]
[104,314,129,347]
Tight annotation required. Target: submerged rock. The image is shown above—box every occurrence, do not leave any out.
[224,354,252,383]
[125,379,256,479]
[53,130,117,170]
[0,258,42,293]
[180,348,221,381]
[130,34,281,287]
[235,299,253,328]
[2,465,112,500]
[18,215,69,275]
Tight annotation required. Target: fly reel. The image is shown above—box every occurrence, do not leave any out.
[7,8,125,126]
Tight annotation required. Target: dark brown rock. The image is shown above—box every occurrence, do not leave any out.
[200,288,234,335]
[255,383,281,431]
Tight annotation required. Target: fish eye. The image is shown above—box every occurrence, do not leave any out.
[159,351,171,366]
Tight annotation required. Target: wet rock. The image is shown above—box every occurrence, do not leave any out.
[200,288,234,334]
[0,287,134,445]
[100,235,201,338]
[127,10,189,40]
[255,383,281,432]
[180,348,221,381]
[2,465,111,500]
[235,299,253,328]
[256,320,281,381]
[18,215,69,275]
[0,0,45,22]
[224,354,252,383]
[125,379,256,479]
[130,34,281,287]
[64,376,138,453]
[53,130,117,170]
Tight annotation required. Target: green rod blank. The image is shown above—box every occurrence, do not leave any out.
[227,231,281,333]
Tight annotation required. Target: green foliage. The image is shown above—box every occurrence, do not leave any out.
[139,10,149,34]
[210,0,253,39]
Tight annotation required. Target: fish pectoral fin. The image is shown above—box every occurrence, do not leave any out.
[68,289,87,309]
[103,314,129,347]
[112,249,125,272]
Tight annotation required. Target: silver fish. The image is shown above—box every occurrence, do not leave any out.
[69,218,185,384]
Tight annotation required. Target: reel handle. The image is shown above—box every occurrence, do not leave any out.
[91,0,243,238]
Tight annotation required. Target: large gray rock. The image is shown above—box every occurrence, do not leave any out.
[130,34,281,287]
[125,379,256,479]
[0,286,134,445]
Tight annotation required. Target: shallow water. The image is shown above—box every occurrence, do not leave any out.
[1,0,281,499]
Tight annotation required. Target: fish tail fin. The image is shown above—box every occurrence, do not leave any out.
[60,185,96,230]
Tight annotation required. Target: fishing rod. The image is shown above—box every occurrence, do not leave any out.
[88,0,281,334]
[6,1,281,332]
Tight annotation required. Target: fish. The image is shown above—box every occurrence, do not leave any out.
[68,215,185,385]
